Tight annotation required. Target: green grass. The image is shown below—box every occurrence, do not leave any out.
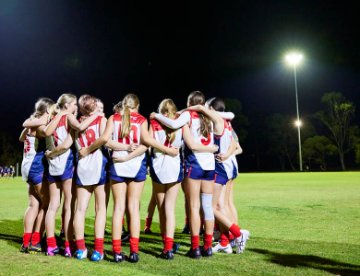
[0,172,360,275]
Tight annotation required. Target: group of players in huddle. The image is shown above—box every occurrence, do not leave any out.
[20,91,249,263]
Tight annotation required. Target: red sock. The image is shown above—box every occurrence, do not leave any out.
[129,237,139,253]
[30,232,40,245]
[94,238,104,254]
[76,239,86,250]
[112,239,121,254]
[228,232,235,241]
[191,235,200,249]
[64,240,70,248]
[203,234,213,250]
[145,217,152,228]
[164,237,174,252]
[161,233,166,243]
[220,233,230,246]
[23,233,31,247]
[229,224,241,238]
[47,237,57,248]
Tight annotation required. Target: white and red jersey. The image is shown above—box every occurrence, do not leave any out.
[214,120,238,179]
[76,116,105,185]
[111,112,146,178]
[21,132,46,183]
[150,119,183,184]
[185,111,215,170]
[48,115,72,176]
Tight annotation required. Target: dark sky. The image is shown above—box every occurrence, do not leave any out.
[1,0,359,168]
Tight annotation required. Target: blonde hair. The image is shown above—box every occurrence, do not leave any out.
[120,94,139,138]
[158,99,177,144]
[187,91,212,137]
[78,94,97,115]
[49,93,77,116]
[31,98,54,118]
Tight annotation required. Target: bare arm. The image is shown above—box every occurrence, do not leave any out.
[231,130,243,155]
[187,105,224,135]
[22,114,48,128]
[113,145,148,163]
[140,121,179,157]
[19,128,28,142]
[78,115,113,158]
[218,111,235,120]
[150,111,190,129]
[43,111,69,137]
[215,139,237,162]
[183,125,218,153]
[45,132,74,159]
[67,113,102,132]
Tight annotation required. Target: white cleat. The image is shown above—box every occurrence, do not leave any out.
[212,242,233,254]
[236,229,250,254]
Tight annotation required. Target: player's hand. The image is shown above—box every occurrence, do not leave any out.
[129,144,138,152]
[215,153,228,162]
[112,156,128,163]
[166,147,179,157]
[78,147,89,159]
[45,150,53,159]
[209,144,219,153]
[186,105,204,112]
[149,112,157,119]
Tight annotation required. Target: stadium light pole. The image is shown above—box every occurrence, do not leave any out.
[285,51,304,171]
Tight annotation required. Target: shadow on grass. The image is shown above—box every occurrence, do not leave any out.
[250,248,360,275]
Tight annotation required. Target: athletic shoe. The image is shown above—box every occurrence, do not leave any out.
[74,249,88,260]
[159,250,174,260]
[235,229,250,254]
[212,242,232,254]
[172,243,180,254]
[90,250,104,262]
[144,227,152,234]
[64,246,72,257]
[46,246,59,256]
[121,231,130,242]
[113,252,125,263]
[182,224,190,234]
[20,244,29,253]
[213,229,221,241]
[230,239,236,248]
[186,247,201,259]
[29,243,42,254]
[201,247,213,257]
[129,252,139,263]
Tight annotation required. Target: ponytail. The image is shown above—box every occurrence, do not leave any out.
[120,105,131,138]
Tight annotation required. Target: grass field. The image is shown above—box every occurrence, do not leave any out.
[0,172,359,275]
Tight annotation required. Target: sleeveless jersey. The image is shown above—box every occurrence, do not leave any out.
[184,111,215,170]
[21,132,46,184]
[48,115,73,176]
[214,120,238,180]
[110,112,146,178]
[150,119,183,184]
[76,116,106,185]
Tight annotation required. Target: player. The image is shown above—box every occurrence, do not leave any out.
[79,93,179,263]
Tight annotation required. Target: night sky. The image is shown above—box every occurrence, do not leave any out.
[1,1,359,169]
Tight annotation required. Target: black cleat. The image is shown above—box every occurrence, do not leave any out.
[172,243,180,254]
[201,246,213,257]
[113,252,126,263]
[29,243,42,254]
[160,250,174,260]
[186,247,201,259]
[20,244,29,253]
[128,252,139,263]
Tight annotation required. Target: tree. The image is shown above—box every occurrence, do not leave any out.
[315,92,356,170]
[302,136,337,171]
[224,98,249,143]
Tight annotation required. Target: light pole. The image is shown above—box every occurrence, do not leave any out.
[285,52,304,171]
